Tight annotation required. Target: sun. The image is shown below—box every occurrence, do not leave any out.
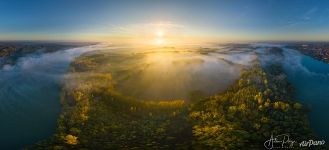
[156,30,164,37]
[154,30,165,45]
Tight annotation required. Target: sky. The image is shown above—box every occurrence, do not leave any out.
[1,0,329,43]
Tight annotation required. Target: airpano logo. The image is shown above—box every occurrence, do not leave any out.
[264,134,326,149]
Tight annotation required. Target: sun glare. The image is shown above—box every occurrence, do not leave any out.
[154,29,165,45]
[157,30,164,37]
[155,38,164,45]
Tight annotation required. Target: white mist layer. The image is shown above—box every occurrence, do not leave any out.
[0,44,104,149]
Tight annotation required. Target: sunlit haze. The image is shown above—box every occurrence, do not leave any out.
[2,1,329,149]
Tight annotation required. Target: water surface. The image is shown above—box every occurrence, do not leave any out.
[282,48,329,141]
[0,45,99,149]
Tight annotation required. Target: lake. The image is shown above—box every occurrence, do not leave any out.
[282,48,329,141]
[0,45,100,149]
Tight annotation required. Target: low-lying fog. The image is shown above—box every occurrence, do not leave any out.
[97,46,257,101]
[0,44,258,148]
[0,45,102,149]
[2,42,329,148]
[256,44,329,141]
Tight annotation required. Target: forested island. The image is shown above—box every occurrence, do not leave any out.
[28,46,325,150]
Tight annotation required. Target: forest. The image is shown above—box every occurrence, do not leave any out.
[29,48,320,150]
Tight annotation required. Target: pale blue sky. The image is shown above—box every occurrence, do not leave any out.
[1,0,329,41]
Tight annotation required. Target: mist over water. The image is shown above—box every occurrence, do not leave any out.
[106,46,257,100]
[2,44,256,149]
[281,48,329,141]
[2,42,329,149]
[0,45,101,149]
[256,45,329,141]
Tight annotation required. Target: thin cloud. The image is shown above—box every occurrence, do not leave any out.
[302,6,318,20]
[282,6,318,29]
[305,7,318,16]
